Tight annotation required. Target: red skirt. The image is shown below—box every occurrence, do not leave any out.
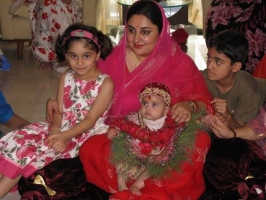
[79,131,211,200]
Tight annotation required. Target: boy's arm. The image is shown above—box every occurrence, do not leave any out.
[211,98,244,129]
[49,77,114,141]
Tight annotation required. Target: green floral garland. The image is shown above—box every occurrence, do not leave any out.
[110,112,207,178]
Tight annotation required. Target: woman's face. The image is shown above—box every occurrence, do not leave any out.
[126,14,160,57]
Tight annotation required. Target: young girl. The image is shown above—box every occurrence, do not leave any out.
[0,23,114,198]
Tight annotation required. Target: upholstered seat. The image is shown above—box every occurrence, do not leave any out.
[0,0,97,59]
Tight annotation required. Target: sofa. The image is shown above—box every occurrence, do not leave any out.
[0,0,97,59]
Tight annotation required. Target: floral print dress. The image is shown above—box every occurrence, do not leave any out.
[29,0,82,63]
[206,0,266,73]
[0,70,110,179]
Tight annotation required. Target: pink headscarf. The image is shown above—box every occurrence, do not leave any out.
[98,0,212,118]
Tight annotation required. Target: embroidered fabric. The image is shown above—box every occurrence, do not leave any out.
[142,116,166,131]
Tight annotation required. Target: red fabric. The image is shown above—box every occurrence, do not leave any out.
[97,1,212,119]
[253,55,266,79]
[171,28,189,44]
[79,1,213,199]
[79,131,211,200]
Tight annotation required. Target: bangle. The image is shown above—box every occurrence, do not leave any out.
[230,129,237,138]
[188,100,199,114]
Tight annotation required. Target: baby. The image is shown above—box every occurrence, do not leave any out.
[107,82,171,195]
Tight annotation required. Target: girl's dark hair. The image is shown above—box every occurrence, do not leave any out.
[208,30,249,65]
[126,0,163,33]
[55,23,113,62]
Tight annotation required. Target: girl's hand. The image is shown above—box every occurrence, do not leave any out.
[170,101,192,123]
[61,0,72,5]
[46,97,60,124]
[47,133,68,153]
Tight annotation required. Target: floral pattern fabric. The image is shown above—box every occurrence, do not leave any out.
[28,0,82,63]
[206,0,266,73]
[0,71,110,179]
[246,105,266,156]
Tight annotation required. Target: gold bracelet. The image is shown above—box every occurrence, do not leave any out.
[188,100,198,114]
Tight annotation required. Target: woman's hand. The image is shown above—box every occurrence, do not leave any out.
[46,97,60,124]
[61,0,72,5]
[171,101,192,123]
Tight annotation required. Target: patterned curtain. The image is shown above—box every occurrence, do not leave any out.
[96,0,122,34]
[189,0,203,29]
[96,0,203,32]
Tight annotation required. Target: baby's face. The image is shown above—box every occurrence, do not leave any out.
[140,95,169,121]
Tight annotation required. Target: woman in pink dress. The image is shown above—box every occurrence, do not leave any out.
[34,0,213,199]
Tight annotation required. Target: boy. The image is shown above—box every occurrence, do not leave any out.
[202,30,266,129]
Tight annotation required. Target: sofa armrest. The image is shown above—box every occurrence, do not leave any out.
[0,0,31,40]
[11,2,30,19]
[0,0,15,39]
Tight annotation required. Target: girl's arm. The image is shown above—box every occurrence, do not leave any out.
[50,77,114,141]
[211,115,265,141]
[49,73,65,134]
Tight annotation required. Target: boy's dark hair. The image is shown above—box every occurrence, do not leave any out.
[55,23,113,62]
[208,30,249,65]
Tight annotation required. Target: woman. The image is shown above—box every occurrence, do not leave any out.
[23,0,213,199]
[9,0,82,72]
[78,1,213,199]
[205,0,266,74]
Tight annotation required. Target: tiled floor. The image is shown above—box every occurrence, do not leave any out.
[0,40,61,199]
[0,35,207,199]
[0,41,61,134]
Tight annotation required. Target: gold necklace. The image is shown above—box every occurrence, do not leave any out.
[130,49,140,67]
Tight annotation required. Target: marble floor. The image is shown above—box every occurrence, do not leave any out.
[0,41,60,134]
[0,34,207,199]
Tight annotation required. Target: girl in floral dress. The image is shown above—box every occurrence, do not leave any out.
[0,23,113,198]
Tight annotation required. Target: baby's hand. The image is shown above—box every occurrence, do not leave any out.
[107,127,119,139]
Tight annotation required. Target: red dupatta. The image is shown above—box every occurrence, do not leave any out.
[98,0,212,118]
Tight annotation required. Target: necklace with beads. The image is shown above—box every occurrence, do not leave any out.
[130,49,140,67]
